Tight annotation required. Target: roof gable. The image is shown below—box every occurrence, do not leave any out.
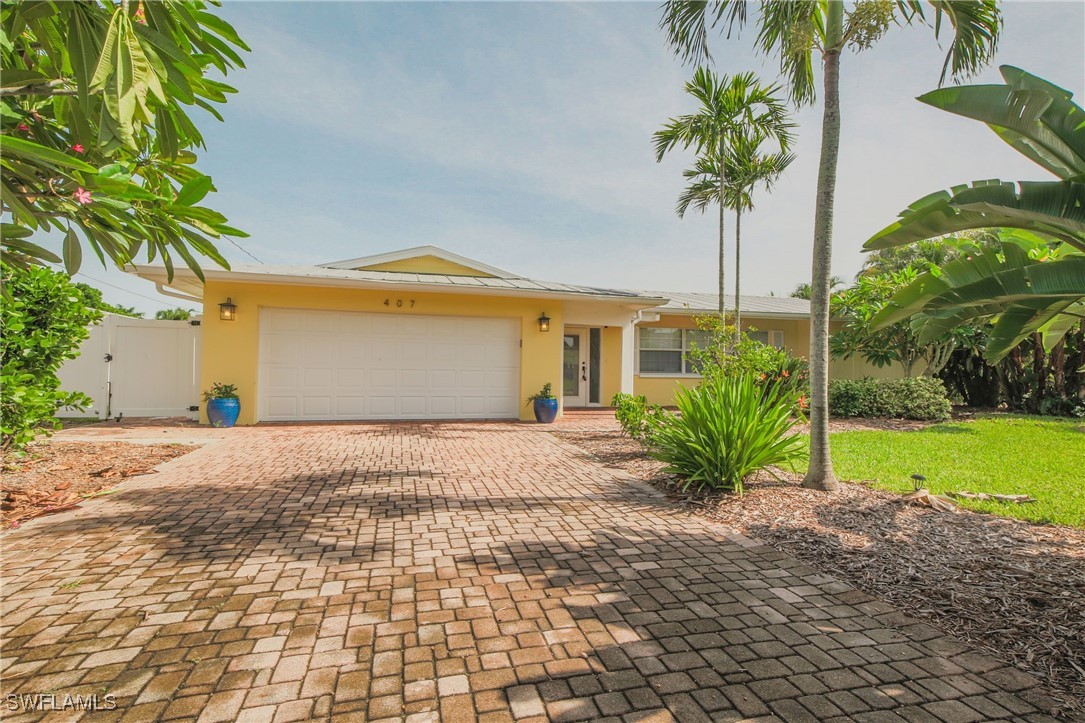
[321,245,517,278]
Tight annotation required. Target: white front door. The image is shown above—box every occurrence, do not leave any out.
[563,329,588,407]
[258,308,520,421]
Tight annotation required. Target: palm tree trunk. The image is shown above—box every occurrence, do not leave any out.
[718,164,727,318]
[801,48,842,493]
[734,204,742,342]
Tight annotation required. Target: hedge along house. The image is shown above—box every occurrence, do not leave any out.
[133,245,897,424]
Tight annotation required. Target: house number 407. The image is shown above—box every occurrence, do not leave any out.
[383,298,415,308]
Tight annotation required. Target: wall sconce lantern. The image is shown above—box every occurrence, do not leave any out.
[219,298,237,321]
[537,313,551,333]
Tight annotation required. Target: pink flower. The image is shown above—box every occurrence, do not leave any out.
[73,187,92,205]
[781,369,790,378]
[71,144,84,154]
[17,123,29,132]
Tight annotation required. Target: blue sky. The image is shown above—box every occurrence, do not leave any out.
[56,1,1085,313]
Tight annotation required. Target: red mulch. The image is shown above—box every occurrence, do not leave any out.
[1,441,196,530]
[555,428,1085,719]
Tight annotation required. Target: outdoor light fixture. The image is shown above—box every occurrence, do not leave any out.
[537,313,551,332]
[219,298,237,321]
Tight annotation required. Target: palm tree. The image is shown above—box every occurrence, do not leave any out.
[660,0,1002,491]
[654,68,792,317]
[728,134,795,335]
[155,308,194,320]
[677,135,794,337]
[790,276,846,300]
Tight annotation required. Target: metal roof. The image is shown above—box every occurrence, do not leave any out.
[132,259,812,318]
[132,263,669,305]
[639,291,811,317]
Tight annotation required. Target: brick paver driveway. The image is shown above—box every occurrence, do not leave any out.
[1,422,1057,722]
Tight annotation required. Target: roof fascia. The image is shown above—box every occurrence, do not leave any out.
[319,245,518,278]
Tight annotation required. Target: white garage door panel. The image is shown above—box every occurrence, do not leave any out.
[259,308,520,421]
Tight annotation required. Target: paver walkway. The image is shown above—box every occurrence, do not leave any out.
[1,421,1058,722]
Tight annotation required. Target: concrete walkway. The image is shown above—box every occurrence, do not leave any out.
[0,421,1057,722]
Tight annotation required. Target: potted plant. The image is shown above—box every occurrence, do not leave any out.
[527,383,558,424]
[203,382,240,428]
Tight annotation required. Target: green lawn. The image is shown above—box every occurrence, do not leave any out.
[829,416,1085,528]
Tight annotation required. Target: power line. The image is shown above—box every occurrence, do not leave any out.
[75,272,194,308]
[225,236,263,264]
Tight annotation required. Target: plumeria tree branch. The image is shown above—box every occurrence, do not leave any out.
[1,0,249,279]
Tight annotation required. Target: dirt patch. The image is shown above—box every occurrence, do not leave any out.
[555,429,1085,718]
[2,441,196,529]
[789,417,937,434]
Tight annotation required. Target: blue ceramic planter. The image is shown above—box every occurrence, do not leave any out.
[533,398,558,424]
[206,397,240,428]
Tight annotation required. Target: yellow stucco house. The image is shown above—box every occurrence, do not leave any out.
[133,245,892,425]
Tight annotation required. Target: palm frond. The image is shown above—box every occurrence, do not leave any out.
[905,0,1002,85]
[676,175,722,218]
[756,0,820,105]
[659,0,748,65]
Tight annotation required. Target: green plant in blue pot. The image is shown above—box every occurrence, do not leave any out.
[203,382,240,428]
[527,383,558,424]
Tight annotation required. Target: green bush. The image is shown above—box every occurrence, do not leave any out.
[651,373,808,494]
[829,377,952,421]
[687,315,810,409]
[611,393,668,444]
[1,263,102,451]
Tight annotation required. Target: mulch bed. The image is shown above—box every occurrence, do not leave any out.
[1,441,196,530]
[555,428,1085,719]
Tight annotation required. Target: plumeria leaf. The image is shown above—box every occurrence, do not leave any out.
[0,136,97,172]
[63,226,82,275]
[175,175,213,206]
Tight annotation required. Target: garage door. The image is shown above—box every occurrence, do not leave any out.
[258,308,520,421]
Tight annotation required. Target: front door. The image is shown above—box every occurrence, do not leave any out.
[563,329,588,406]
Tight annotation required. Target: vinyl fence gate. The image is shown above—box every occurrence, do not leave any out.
[56,314,202,421]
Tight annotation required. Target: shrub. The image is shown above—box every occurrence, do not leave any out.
[1,264,102,451]
[611,393,668,444]
[651,373,807,494]
[203,382,239,401]
[526,382,555,402]
[687,315,810,408]
[829,377,952,421]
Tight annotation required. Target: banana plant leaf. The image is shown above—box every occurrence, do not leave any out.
[864,180,1085,252]
[917,65,1085,180]
[1040,303,1085,349]
[875,249,1085,360]
[984,299,1080,359]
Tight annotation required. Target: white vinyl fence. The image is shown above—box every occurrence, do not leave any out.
[57,314,202,420]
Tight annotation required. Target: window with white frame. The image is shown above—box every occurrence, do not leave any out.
[747,330,785,349]
[637,327,784,375]
[637,327,711,375]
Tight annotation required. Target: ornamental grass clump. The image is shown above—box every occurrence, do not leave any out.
[652,372,807,495]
